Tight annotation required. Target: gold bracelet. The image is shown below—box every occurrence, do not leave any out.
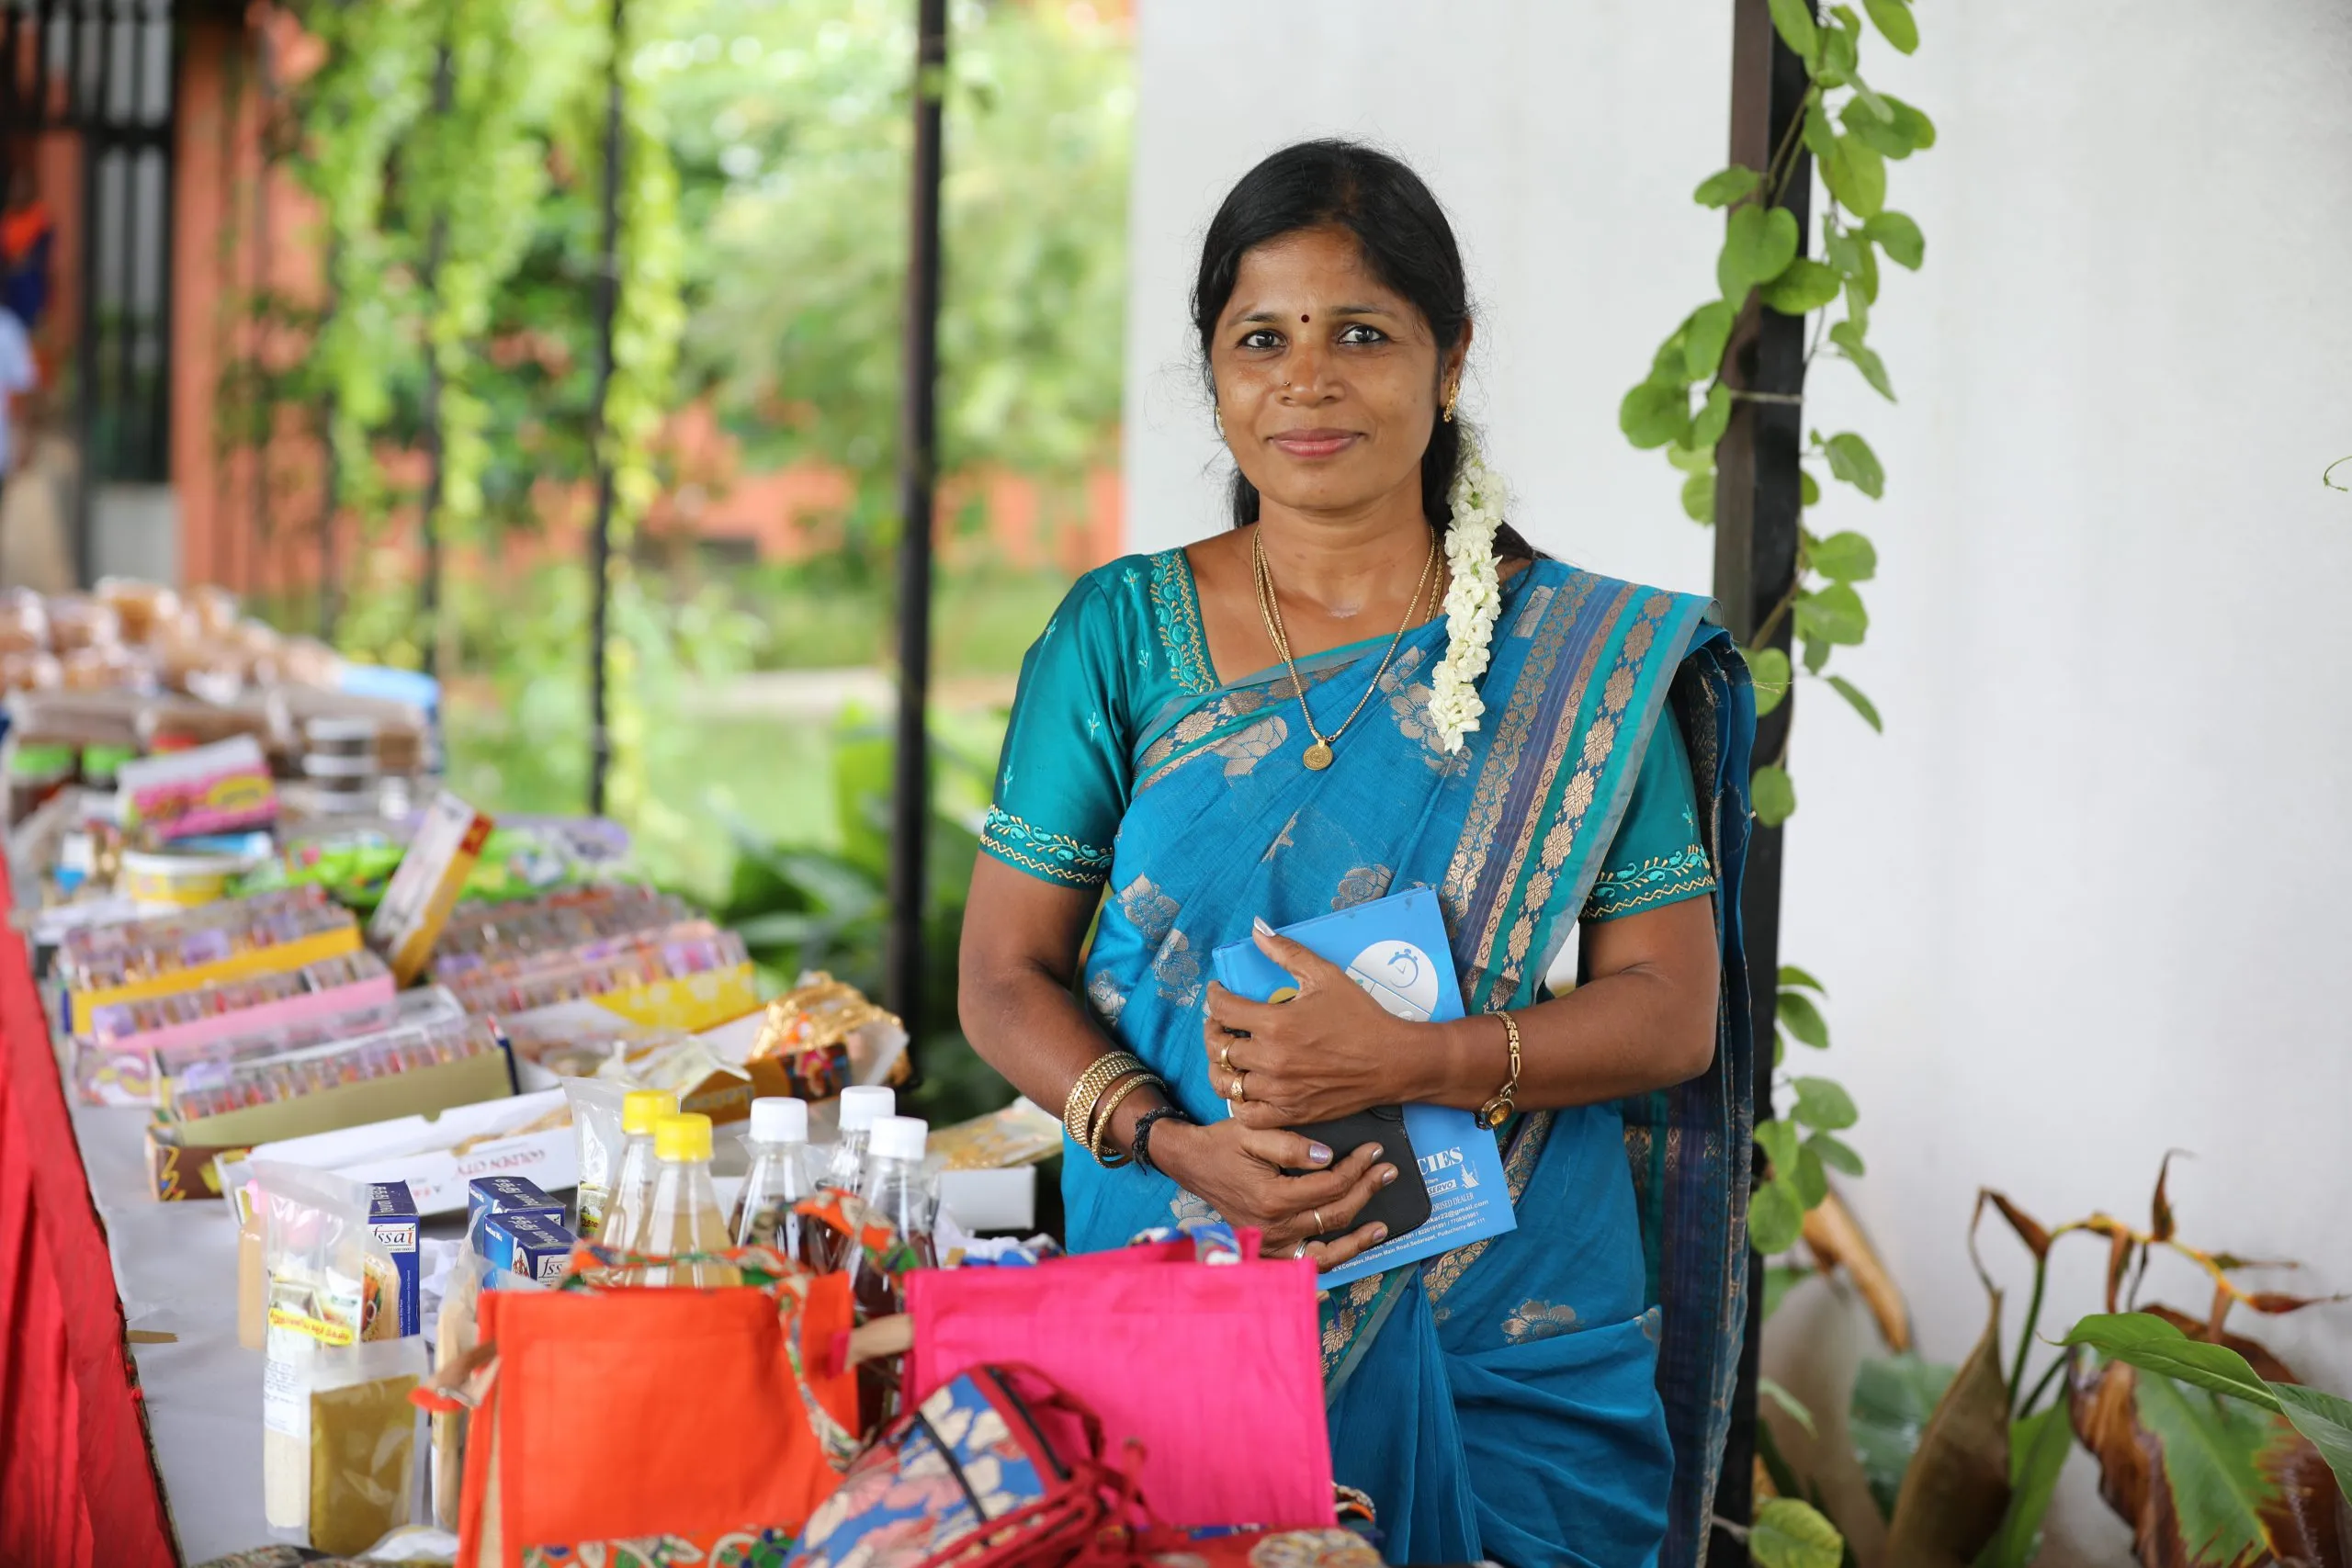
[1476,1011,1522,1130]
[1062,1051,1147,1147]
[1087,1072,1161,1168]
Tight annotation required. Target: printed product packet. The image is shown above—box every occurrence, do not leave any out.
[562,1076,628,1239]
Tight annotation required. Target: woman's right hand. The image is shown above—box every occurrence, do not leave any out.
[1148,1118,1397,1269]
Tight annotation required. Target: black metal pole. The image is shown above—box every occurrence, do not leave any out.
[584,0,625,817]
[884,0,946,1034]
[1707,2,1813,1562]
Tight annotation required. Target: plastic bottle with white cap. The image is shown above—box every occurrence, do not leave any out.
[812,1084,893,1270]
[846,1113,936,1427]
[731,1096,820,1260]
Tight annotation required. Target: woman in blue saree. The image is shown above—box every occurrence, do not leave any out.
[959,141,1756,1568]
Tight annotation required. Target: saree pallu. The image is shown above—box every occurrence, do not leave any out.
[1065,560,1756,1568]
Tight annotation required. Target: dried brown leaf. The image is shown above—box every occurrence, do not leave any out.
[2152,1149,2189,1244]
[1804,1186,1911,1352]
[2109,1225,2136,1315]
[1989,1190,2053,1260]
[1885,1290,2010,1568]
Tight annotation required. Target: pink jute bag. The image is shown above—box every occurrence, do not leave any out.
[902,1228,1336,1530]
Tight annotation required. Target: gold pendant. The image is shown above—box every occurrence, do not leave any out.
[1303,740,1334,771]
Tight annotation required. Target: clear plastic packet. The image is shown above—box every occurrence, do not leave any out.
[431,1248,488,1530]
[254,1164,417,1551]
[562,1077,628,1239]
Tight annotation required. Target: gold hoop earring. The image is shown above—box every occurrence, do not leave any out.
[1214,406,1226,437]
[1442,384,1459,424]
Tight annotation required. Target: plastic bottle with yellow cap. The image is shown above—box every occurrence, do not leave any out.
[629,1112,741,1289]
[597,1089,679,1253]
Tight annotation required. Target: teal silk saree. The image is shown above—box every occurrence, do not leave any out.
[982,550,1757,1568]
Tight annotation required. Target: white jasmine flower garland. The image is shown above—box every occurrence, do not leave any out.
[1429,432,1509,752]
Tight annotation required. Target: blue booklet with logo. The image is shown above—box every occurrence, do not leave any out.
[1210,886,1516,1291]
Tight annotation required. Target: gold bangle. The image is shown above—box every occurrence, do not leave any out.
[1476,1012,1522,1130]
[1087,1072,1160,1168]
[1063,1052,1147,1147]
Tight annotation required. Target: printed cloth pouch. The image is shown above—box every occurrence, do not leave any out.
[785,1362,1141,1568]
[413,1243,859,1568]
[904,1226,1336,1530]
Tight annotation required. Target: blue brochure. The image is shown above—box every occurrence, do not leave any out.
[1210,886,1516,1290]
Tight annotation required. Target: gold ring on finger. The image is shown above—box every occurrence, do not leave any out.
[1312,1208,1326,1234]
[1230,1070,1248,1103]
[1217,1043,1233,1071]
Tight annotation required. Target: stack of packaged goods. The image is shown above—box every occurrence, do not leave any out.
[434,883,760,1036]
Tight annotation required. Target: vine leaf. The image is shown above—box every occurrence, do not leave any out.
[1766,0,1822,66]
[1803,99,1838,161]
[1756,1117,1802,1173]
[1800,468,1822,507]
[1752,763,1797,827]
[1793,1144,1829,1208]
[1794,583,1869,647]
[1828,675,1883,733]
[1791,1076,1859,1131]
[1619,381,1690,449]
[1864,0,1920,54]
[1809,1131,1866,1177]
[1680,470,1715,525]
[1801,635,1831,674]
[1824,432,1886,498]
[1752,1498,1843,1568]
[1720,203,1802,298]
[1779,964,1827,993]
[1692,380,1735,448]
[1750,1175,1807,1255]
[1865,210,1927,268]
[1694,165,1762,208]
[1778,987,1830,1048]
[1885,95,1939,152]
[1823,134,1889,218]
[1831,320,1897,401]
[1808,529,1877,581]
[1748,645,1792,716]
[1684,300,1737,379]
[1841,93,1919,160]
[1760,258,1843,316]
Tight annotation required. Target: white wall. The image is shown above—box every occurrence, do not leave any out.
[1127,2,2352,1559]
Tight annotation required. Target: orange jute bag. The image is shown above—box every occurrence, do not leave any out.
[423,1244,861,1568]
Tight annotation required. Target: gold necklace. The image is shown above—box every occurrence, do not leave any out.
[1251,525,1439,771]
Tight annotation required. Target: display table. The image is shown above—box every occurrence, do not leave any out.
[0,891,178,1568]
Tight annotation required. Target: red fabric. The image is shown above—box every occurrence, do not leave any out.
[0,880,177,1568]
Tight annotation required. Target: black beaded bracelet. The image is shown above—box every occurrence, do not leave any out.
[1129,1104,1193,1176]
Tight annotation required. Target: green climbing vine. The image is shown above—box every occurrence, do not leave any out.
[1620,0,1935,1265]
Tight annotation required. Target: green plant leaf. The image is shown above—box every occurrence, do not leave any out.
[1684,300,1737,380]
[1824,226,1863,279]
[1823,134,1888,218]
[2062,1315,2282,1411]
[1651,331,1694,384]
[1681,470,1716,525]
[1764,1262,1812,1323]
[1619,379,1691,450]
[1778,987,1830,1048]
[1794,583,1870,646]
[1864,210,1926,269]
[1803,98,1838,160]
[1755,1116,1803,1172]
[1828,675,1883,732]
[1809,1131,1866,1176]
[1766,0,1821,63]
[1799,468,1822,507]
[2130,1369,2276,1568]
[1694,164,1762,208]
[1807,528,1878,581]
[1761,1376,1820,1438]
[1691,379,1735,449]
[1884,94,1938,152]
[1802,635,1831,674]
[1666,441,1713,474]
[1863,0,1918,53]
[1824,431,1885,497]
[1852,231,1881,303]
[1852,1353,1960,1518]
[1720,203,1802,298]
[2271,1382,2352,1503]
[1792,1076,1859,1131]
[1973,1404,2071,1568]
[1759,257,1843,316]
[1780,963,1827,993]
[1840,93,1917,159]
[1752,763,1797,826]
[1750,1174,1807,1255]
[1829,319,1897,401]
[1817,20,1858,85]
[1748,645,1792,716]
[1752,1497,1844,1568]
[1793,1143,1829,1208]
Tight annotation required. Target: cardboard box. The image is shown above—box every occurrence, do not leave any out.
[368,789,494,984]
[226,1089,575,1214]
[72,966,402,1109]
[143,1046,517,1199]
[117,734,278,841]
[485,1211,574,1283]
[367,1180,422,1337]
[467,1175,564,1246]
[65,921,362,1034]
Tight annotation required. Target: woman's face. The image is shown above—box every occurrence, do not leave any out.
[1209,225,1468,523]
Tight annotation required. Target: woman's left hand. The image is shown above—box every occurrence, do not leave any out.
[1202,923,1419,1128]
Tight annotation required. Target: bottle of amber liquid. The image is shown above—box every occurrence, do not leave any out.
[813,1084,896,1269]
[730,1096,820,1263]
[630,1113,741,1289]
[844,1114,935,1428]
[597,1089,680,1253]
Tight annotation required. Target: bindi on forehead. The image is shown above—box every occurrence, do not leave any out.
[1301,313,1310,322]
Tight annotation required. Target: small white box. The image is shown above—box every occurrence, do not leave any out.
[224,1088,575,1214]
[936,1166,1036,1234]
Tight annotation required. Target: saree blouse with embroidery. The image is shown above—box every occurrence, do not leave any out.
[980,549,1715,923]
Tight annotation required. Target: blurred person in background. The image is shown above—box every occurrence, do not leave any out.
[1,164,54,333]
[962,141,1758,1567]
